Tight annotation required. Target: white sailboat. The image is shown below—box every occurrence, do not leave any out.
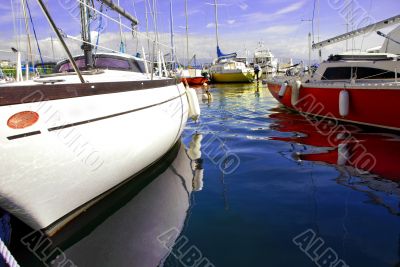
[0,0,200,233]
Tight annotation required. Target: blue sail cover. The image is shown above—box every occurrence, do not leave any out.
[217,46,237,59]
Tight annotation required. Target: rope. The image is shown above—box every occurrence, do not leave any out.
[0,238,20,267]
[26,0,45,69]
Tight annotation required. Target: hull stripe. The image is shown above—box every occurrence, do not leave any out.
[6,92,186,140]
[7,131,41,140]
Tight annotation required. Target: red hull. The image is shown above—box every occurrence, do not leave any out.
[267,81,400,131]
[181,77,209,86]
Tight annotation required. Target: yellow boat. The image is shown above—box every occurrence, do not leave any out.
[210,59,255,83]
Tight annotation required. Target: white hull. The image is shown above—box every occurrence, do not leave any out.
[0,82,189,230]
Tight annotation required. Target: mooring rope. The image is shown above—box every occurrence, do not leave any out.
[0,238,19,267]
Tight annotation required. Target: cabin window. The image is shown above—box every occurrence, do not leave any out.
[353,67,396,79]
[94,57,131,70]
[321,67,352,80]
[322,66,396,80]
[55,56,146,73]
[58,58,86,72]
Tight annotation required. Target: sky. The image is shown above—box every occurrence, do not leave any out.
[0,0,399,63]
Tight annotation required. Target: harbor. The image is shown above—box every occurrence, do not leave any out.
[0,0,400,267]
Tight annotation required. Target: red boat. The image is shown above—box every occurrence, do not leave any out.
[268,17,400,131]
[181,76,209,86]
[180,69,209,86]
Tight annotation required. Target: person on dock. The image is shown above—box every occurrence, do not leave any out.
[254,64,261,81]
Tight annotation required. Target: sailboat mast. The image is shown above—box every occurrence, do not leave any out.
[185,0,189,66]
[214,0,219,47]
[169,0,175,64]
[144,0,150,55]
[80,0,93,68]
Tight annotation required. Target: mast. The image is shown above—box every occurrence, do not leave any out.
[21,0,33,79]
[80,0,93,68]
[117,0,126,53]
[214,0,219,48]
[169,0,175,64]
[313,15,400,50]
[184,0,189,66]
[144,0,150,55]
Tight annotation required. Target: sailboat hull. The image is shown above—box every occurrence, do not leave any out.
[0,81,189,231]
[211,71,254,83]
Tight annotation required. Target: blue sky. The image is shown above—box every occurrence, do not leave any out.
[0,0,399,62]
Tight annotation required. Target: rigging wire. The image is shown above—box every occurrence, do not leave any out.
[10,0,20,51]
[117,0,126,53]
[21,0,34,64]
[94,3,104,55]
[26,0,45,68]
[74,0,171,50]
[132,0,140,53]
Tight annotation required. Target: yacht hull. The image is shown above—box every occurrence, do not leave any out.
[0,81,189,230]
[268,81,400,131]
[211,72,254,83]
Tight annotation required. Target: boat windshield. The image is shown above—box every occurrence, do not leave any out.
[55,55,146,73]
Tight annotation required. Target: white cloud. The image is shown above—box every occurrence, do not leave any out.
[238,2,249,11]
[227,20,236,25]
[262,25,299,34]
[206,23,215,29]
[275,1,306,16]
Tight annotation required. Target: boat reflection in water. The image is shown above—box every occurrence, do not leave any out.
[13,134,204,267]
[269,107,400,214]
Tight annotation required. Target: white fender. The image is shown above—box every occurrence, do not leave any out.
[339,90,349,117]
[291,80,302,106]
[187,88,201,120]
[278,82,288,97]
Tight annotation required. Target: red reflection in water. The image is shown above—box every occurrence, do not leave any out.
[269,109,400,182]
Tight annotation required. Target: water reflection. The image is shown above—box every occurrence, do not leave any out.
[12,135,203,267]
[269,107,400,215]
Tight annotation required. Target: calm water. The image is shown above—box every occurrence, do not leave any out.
[5,83,400,267]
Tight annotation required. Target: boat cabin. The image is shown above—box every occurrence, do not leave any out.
[54,53,148,74]
[311,52,399,82]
